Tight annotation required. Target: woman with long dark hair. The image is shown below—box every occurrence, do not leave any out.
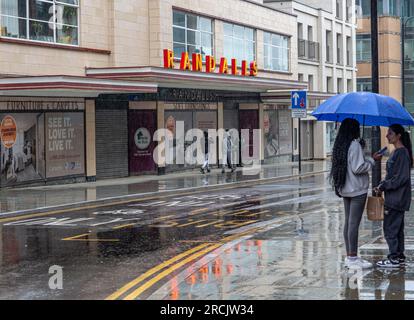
[331,118,375,269]
[374,124,413,268]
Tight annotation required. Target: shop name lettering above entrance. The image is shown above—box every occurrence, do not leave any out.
[0,101,85,111]
[163,49,258,77]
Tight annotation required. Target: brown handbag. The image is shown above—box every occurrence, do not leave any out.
[366,191,384,221]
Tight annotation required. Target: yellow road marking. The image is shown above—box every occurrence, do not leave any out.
[62,233,90,240]
[244,210,270,217]
[149,221,179,228]
[153,215,176,221]
[226,210,250,216]
[123,243,221,300]
[108,218,279,300]
[179,240,218,243]
[105,243,212,300]
[195,220,225,228]
[112,224,135,230]
[177,219,208,228]
[211,210,232,216]
[189,208,209,215]
[62,233,119,242]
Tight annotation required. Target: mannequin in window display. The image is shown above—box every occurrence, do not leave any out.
[222,129,236,173]
[3,148,17,184]
[265,122,279,158]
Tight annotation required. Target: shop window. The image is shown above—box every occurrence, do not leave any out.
[264,32,290,72]
[172,10,213,60]
[263,108,292,159]
[0,0,79,45]
[223,22,255,66]
[0,112,85,186]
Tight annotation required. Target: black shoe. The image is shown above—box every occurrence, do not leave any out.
[207,168,211,173]
[376,258,400,268]
[200,168,205,174]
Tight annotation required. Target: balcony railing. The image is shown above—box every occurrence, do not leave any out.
[298,39,320,62]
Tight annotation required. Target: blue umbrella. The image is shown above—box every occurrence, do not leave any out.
[311,92,414,126]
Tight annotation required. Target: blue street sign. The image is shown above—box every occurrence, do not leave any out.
[291,91,307,109]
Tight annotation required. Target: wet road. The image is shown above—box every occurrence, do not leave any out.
[0,172,413,300]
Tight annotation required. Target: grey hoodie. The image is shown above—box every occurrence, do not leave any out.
[378,147,412,212]
[339,140,375,198]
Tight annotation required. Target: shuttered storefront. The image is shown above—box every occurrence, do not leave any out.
[95,102,128,179]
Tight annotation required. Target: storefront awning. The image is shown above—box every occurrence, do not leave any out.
[85,66,308,93]
[0,76,158,97]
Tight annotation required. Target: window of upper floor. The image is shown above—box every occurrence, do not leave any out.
[357,78,372,91]
[0,0,79,45]
[336,0,343,19]
[356,34,371,62]
[404,0,414,17]
[356,0,404,18]
[346,0,352,22]
[264,31,289,72]
[223,22,256,66]
[173,10,213,61]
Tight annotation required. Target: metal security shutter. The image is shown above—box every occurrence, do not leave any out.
[95,107,128,179]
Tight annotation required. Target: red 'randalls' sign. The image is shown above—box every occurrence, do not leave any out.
[163,49,258,77]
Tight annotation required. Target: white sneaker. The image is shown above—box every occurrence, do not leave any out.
[345,257,373,269]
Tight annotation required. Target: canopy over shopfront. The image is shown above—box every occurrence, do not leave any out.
[0,75,158,97]
[85,66,308,93]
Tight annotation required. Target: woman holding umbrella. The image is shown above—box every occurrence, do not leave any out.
[312,91,414,269]
[374,124,413,268]
[331,118,375,269]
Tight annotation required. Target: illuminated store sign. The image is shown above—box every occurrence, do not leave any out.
[163,49,258,77]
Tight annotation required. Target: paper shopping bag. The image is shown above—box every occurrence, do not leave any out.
[366,195,384,221]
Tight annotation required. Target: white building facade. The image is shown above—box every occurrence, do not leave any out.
[264,0,358,159]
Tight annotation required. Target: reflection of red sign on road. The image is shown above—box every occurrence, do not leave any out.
[1,115,17,149]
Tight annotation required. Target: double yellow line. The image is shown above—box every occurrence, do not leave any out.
[106,225,265,301]
[105,242,221,300]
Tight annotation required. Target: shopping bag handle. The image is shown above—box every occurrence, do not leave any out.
[373,189,382,197]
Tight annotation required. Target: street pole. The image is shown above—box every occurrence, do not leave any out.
[371,0,382,192]
[402,15,406,108]
[298,118,301,173]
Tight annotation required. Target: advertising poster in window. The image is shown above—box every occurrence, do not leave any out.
[45,113,85,178]
[194,111,217,131]
[164,111,192,170]
[278,110,292,155]
[1,113,44,186]
[129,110,157,174]
[263,109,292,158]
[264,110,279,158]
[239,109,258,159]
